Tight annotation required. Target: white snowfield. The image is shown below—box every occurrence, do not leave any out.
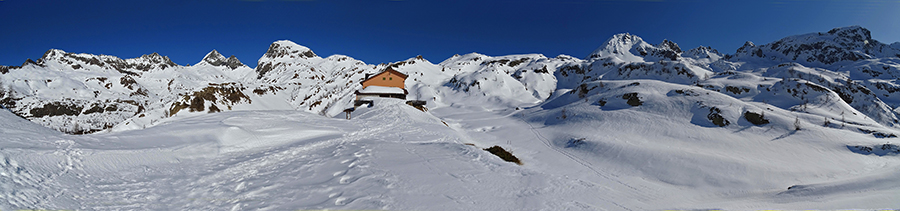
[2,26,900,210]
[2,98,900,210]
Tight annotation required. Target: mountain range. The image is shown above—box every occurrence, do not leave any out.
[2,26,900,210]
[2,26,900,136]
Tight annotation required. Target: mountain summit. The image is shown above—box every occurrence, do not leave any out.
[728,25,900,65]
[2,25,900,134]
[199,49,246,69]
[587,33,683,62]
[262,40,317,60]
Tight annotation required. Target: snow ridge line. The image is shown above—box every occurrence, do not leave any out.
[517,114,637,211]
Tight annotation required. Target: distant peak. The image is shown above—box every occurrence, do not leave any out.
[734,41,758,55]
[142,52,163,59]
[202,49,227,63]
[200,49,245,69]
[206,49,224,58]
[657,39,682,53]
[264,40,317,59]
[224,55,245,69]
[742,41,756,47]
[133,52,177,67]
[41,49,68,59]
[827,25,871,42]
[588,33,646,59]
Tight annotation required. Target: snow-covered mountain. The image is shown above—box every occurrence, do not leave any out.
[2,26,900,210]
[2,26,900,134]
[0,41,378,133]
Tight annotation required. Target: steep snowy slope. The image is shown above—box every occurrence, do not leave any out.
[252,40,376,117]
[720,26,900,126]
[728,26,900,67]
[0,48,265,133]
[382,53,570,109]
[0,50,172,134]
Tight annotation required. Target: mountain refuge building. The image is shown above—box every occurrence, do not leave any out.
[345,67,426,119]
[356,67,408,100]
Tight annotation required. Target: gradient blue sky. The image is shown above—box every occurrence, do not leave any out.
[1,0,898,68]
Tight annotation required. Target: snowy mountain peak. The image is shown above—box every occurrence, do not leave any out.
[140,52,170,63]
[658,39,683,53]
[41,49,68,60]
[727,25,898,65]
[587,33,646,60]
[199,49,246,69]
[588,33,683,62]
[682,46,723,61]
[735,41,756,53]
[263,40,317,59]
[225,55,244,68]
[202,49,227,63]
[126,52,178,68]
[827,25,871,42]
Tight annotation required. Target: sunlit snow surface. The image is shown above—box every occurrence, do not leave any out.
[1,97,898,210]
[3,26,900,210]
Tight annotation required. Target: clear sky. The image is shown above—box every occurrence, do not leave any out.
[1,0,898,68]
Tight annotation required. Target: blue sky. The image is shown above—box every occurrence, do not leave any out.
[1,0,898,68]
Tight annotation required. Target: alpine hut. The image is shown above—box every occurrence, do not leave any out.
[356,67,408,100]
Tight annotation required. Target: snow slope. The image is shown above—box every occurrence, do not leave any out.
[2,96,898,210]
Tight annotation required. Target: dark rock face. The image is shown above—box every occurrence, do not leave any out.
[622,93,642,106]
[201,50,246,69]
[224,56,244,69]
[633,39,682,61]
[658,39,683,53]
[168,83,251,116]
[29,101,83,118]
[828,26,871,42]
[684,46,722,59]
[707,107,729,127]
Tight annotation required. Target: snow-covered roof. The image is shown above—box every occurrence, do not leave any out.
[358,85,405,94]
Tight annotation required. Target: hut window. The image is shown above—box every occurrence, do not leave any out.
[389,77,392,80]
[382,77,386,80]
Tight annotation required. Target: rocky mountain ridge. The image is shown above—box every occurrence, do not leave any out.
[2,26,900,134]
